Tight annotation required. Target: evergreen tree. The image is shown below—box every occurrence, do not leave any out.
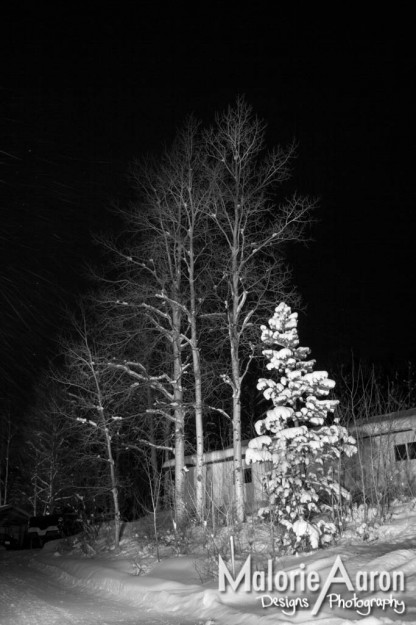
[246,303,356,551]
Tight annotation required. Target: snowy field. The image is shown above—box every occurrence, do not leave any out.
[2,501,416,624]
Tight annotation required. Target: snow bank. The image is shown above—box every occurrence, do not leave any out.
[28,500,416,625]
[30,548,413,624]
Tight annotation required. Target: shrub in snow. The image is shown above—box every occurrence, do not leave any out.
[246,303,356,552]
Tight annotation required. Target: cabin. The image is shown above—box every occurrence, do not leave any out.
[163,408,416,517]
[345,407,416,496]
[162,441,270,518]
[0,504,30,548]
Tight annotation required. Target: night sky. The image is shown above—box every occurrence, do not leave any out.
[1,7,415,409]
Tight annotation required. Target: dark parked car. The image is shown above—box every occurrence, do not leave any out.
[28,515,61,548]
[28,513,81,548]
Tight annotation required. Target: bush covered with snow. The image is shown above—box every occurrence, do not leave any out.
[246,303,357,552]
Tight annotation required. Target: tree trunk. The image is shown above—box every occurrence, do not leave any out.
[147,387,160,501]
[191,337,204,521]
[231,354,245,523]
[172,305,186,525]
[104,426,120,549]
[188,226,205,522]
[230,217,245,523]
[32,472,38,516]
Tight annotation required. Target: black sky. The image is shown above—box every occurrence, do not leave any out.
[1,7,415,408]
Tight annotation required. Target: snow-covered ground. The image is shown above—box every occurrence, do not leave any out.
[0,548,194,624]
[2,501,416,624]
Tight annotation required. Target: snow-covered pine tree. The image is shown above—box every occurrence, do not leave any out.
[246,303,356,552]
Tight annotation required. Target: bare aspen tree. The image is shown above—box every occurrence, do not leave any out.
[204,98,314,522]
[96,99,314,524]
[99,244,189,522]
[101,121,211,523]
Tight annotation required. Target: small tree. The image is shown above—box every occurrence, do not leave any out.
[246,303,356,552]
[25,387,76,516]
[58,311,124,549]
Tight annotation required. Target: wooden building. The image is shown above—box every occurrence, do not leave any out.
[345,407,416,496]
[163,407,416,517]
[0,504,30,548]
[163,441,270,518]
